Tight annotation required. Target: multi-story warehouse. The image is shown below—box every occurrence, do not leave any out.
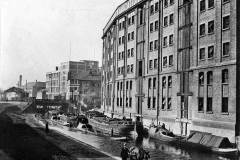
[101,0,240,143]
[60,60,99,100]
[46,67,61,99]
[46,60,100,101]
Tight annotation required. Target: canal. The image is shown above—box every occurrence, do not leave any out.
[62,126,239,160]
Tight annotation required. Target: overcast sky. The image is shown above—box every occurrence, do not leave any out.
[0,0,122,90]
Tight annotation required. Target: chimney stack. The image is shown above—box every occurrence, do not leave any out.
[19,75,22,88]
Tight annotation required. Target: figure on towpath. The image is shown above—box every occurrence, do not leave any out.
[121,143,129,160]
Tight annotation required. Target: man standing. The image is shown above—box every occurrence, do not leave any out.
[120,143,129,160]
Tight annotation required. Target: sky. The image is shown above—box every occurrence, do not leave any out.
[0,0,122,90]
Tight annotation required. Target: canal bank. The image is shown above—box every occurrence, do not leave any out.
[2,102,240,159]
[0,102,113,160]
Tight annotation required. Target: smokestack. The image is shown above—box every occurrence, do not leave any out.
[19,75,22,87]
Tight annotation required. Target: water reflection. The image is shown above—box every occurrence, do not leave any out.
[126,136,239,160]
[65,126,240,160]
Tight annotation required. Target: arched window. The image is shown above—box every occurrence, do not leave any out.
[222,69,228,84]
[168,76,172,88]
[162,77,166,88]
[207,71,213,85]
[148,78,152,88]
[199,72,204,86]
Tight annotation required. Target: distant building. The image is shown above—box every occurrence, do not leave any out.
[46,67,61,100]
[70,71,101,108]
[3,87,28,101]
[23,81,46,98]
[60,60,99,100]
[36,89,47,100]
[46,60,101,103]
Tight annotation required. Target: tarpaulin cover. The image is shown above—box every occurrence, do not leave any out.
[206,135,232,148]
[187,131,232,148]
[187,132,204,143]
[199,134,212,146]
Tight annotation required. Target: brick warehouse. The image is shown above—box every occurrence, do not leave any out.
[101,0,240,143]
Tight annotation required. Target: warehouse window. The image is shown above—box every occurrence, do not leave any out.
[150,5,154,15]
[149,60,153,70]
[163,56,167,67]
[130,64,134,73]
[163,37,167,47]
[169,34,174,46]
[168,76,172,88]
[207,97,213,112]
[162,97,166,109]
[131,32,134,40]
[162,77,166,88]
[148,78,152,88]
[222,97,228,113]
[139,8,143,25]
[168,98,172,110]
[164,0,168,7]
[153,97,156,109]
[129,97,132,107]
[208,20,214,34]
[200,0,206,12]
[148,97,151,108]
[150,23,154,32]
[199,72,204,86]
[131,48,134,57]
[164,16,168,27]
[155,2,159,12]
[155,20,159,31]
[222,69,228,84]
[149,41,153,51]
[169,14,174,25]
[154,59,158,69]
[154,40,158,50]
[132,16,135,24]
[169,55,173,66]
[222,42,230,56]
[223,15,230,30]
[207,71,213,85]
[198,97,204,112]
[130,80,132,90]
[208,0,214,8]
[200,24,205,36]
[153,77,156,89]
[208,45,214,58]
[200,48,205,60]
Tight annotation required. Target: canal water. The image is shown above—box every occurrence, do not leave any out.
[64,127,240,160]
